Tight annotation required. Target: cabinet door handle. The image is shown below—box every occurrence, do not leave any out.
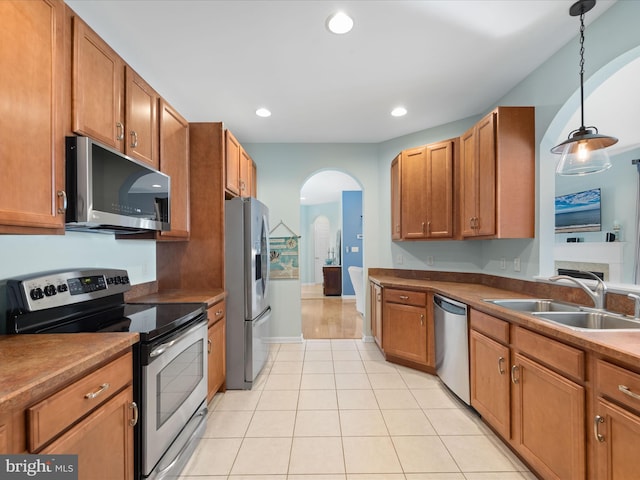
[57,190,67,214]
[618,384,640,401]
[116,122,124,141]
[593,415,605,442]
[510,365,519,384]
[208,339,212,354]
[498,356,505,375]
[420,314,424,326]
[85,383,110,399]
[427,221,431,234]
[129,401,139,427]
[130,130,138,148]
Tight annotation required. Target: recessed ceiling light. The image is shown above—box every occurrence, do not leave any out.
[326,11,353,34]
[391,107,407,117]
[256,108,271,118]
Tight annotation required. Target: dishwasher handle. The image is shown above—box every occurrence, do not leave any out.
[433,294,467,316]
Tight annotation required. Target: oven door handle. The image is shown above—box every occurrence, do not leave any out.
[149,321,205,358]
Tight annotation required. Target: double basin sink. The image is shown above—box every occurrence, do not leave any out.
[485,298,640,331]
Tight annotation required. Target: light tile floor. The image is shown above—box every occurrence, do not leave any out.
[180,339,539,480]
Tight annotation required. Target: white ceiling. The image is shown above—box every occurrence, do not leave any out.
[65,0,616,145]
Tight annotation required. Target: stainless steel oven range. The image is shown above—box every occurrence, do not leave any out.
[5,268,208,480]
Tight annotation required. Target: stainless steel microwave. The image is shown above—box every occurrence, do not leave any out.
[65,136,170,234]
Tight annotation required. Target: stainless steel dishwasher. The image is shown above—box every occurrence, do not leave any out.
[434,294,470,405]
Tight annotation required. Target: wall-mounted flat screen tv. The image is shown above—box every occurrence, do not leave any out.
[555,188,601,233]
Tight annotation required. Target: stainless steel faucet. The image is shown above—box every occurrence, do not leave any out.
[628,293,640,319]
[549,271,607,310]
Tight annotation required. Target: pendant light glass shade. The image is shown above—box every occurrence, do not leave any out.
[551,0,618,175]
[553,126,616,175]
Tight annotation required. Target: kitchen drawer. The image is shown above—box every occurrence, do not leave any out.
[384,288,426,307]
[596,359,640,413]
[208,299,226,326]
[512,326,584,382]
[28,351,133,452]
[470,309,509,344]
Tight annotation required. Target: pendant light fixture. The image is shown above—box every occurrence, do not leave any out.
[551,0,618,176]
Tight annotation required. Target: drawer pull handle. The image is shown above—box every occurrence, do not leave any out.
[208,339,212,354]
[215,309,223,317]
[498,356,505,375]
[594,415,605,442]
[129,402,139,427]
[511,365,519,384]
[399,295,409,300]
[618,384,640,401]
[85,383,110,400]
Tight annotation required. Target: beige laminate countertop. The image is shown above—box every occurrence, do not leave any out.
[0,332,138,412]
[370,274,640,368]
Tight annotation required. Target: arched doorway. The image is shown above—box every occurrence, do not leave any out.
[300,170,364,339]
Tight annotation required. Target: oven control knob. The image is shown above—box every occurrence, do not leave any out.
[30,287,44,300]
[57,284,68,293]
[107,277,114,285]
[114,276,121,284]
[123,276,129,284]
[44,285,57,297]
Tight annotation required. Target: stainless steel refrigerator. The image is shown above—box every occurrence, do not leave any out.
[225,197,271,389]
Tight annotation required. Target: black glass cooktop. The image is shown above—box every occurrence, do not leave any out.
[13,301,206,342]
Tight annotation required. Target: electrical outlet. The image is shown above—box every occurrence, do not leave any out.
[426,256,434,266]
[514,257,521,272]
[396,254,404,264]
[500,258,506,270]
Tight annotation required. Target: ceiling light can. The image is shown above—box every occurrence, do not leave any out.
[391,107,407,117]
[256,108,271,118]
[326,12,354,34]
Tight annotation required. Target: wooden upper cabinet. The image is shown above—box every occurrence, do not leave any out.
[0,0,66,233]
[250,159,257,198]
[425,140,454,238]
[72,16,124,151]
[394,139,456,241]
[225,129,241,197]
[390,155,401,240]
[401,146,428,239]
[72,17,159,168]
[460,106,534,239]
[240,147,252,197]
[158,99,190,240]
[125,67,159,168]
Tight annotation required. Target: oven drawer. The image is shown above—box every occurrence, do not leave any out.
[28,351,133,451]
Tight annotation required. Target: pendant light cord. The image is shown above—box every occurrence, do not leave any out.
[579,11,586,130]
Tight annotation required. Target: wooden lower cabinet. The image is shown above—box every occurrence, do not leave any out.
[40,387,135,480]
[382,289,433,368]
[512,351,585,480]
[593,398,640,479]
[469,329,510,439]
[323,266,342,296]
[470,309,587,480]
[370,281,382,348]
[207,301,226,402]
[592,358,640,479]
